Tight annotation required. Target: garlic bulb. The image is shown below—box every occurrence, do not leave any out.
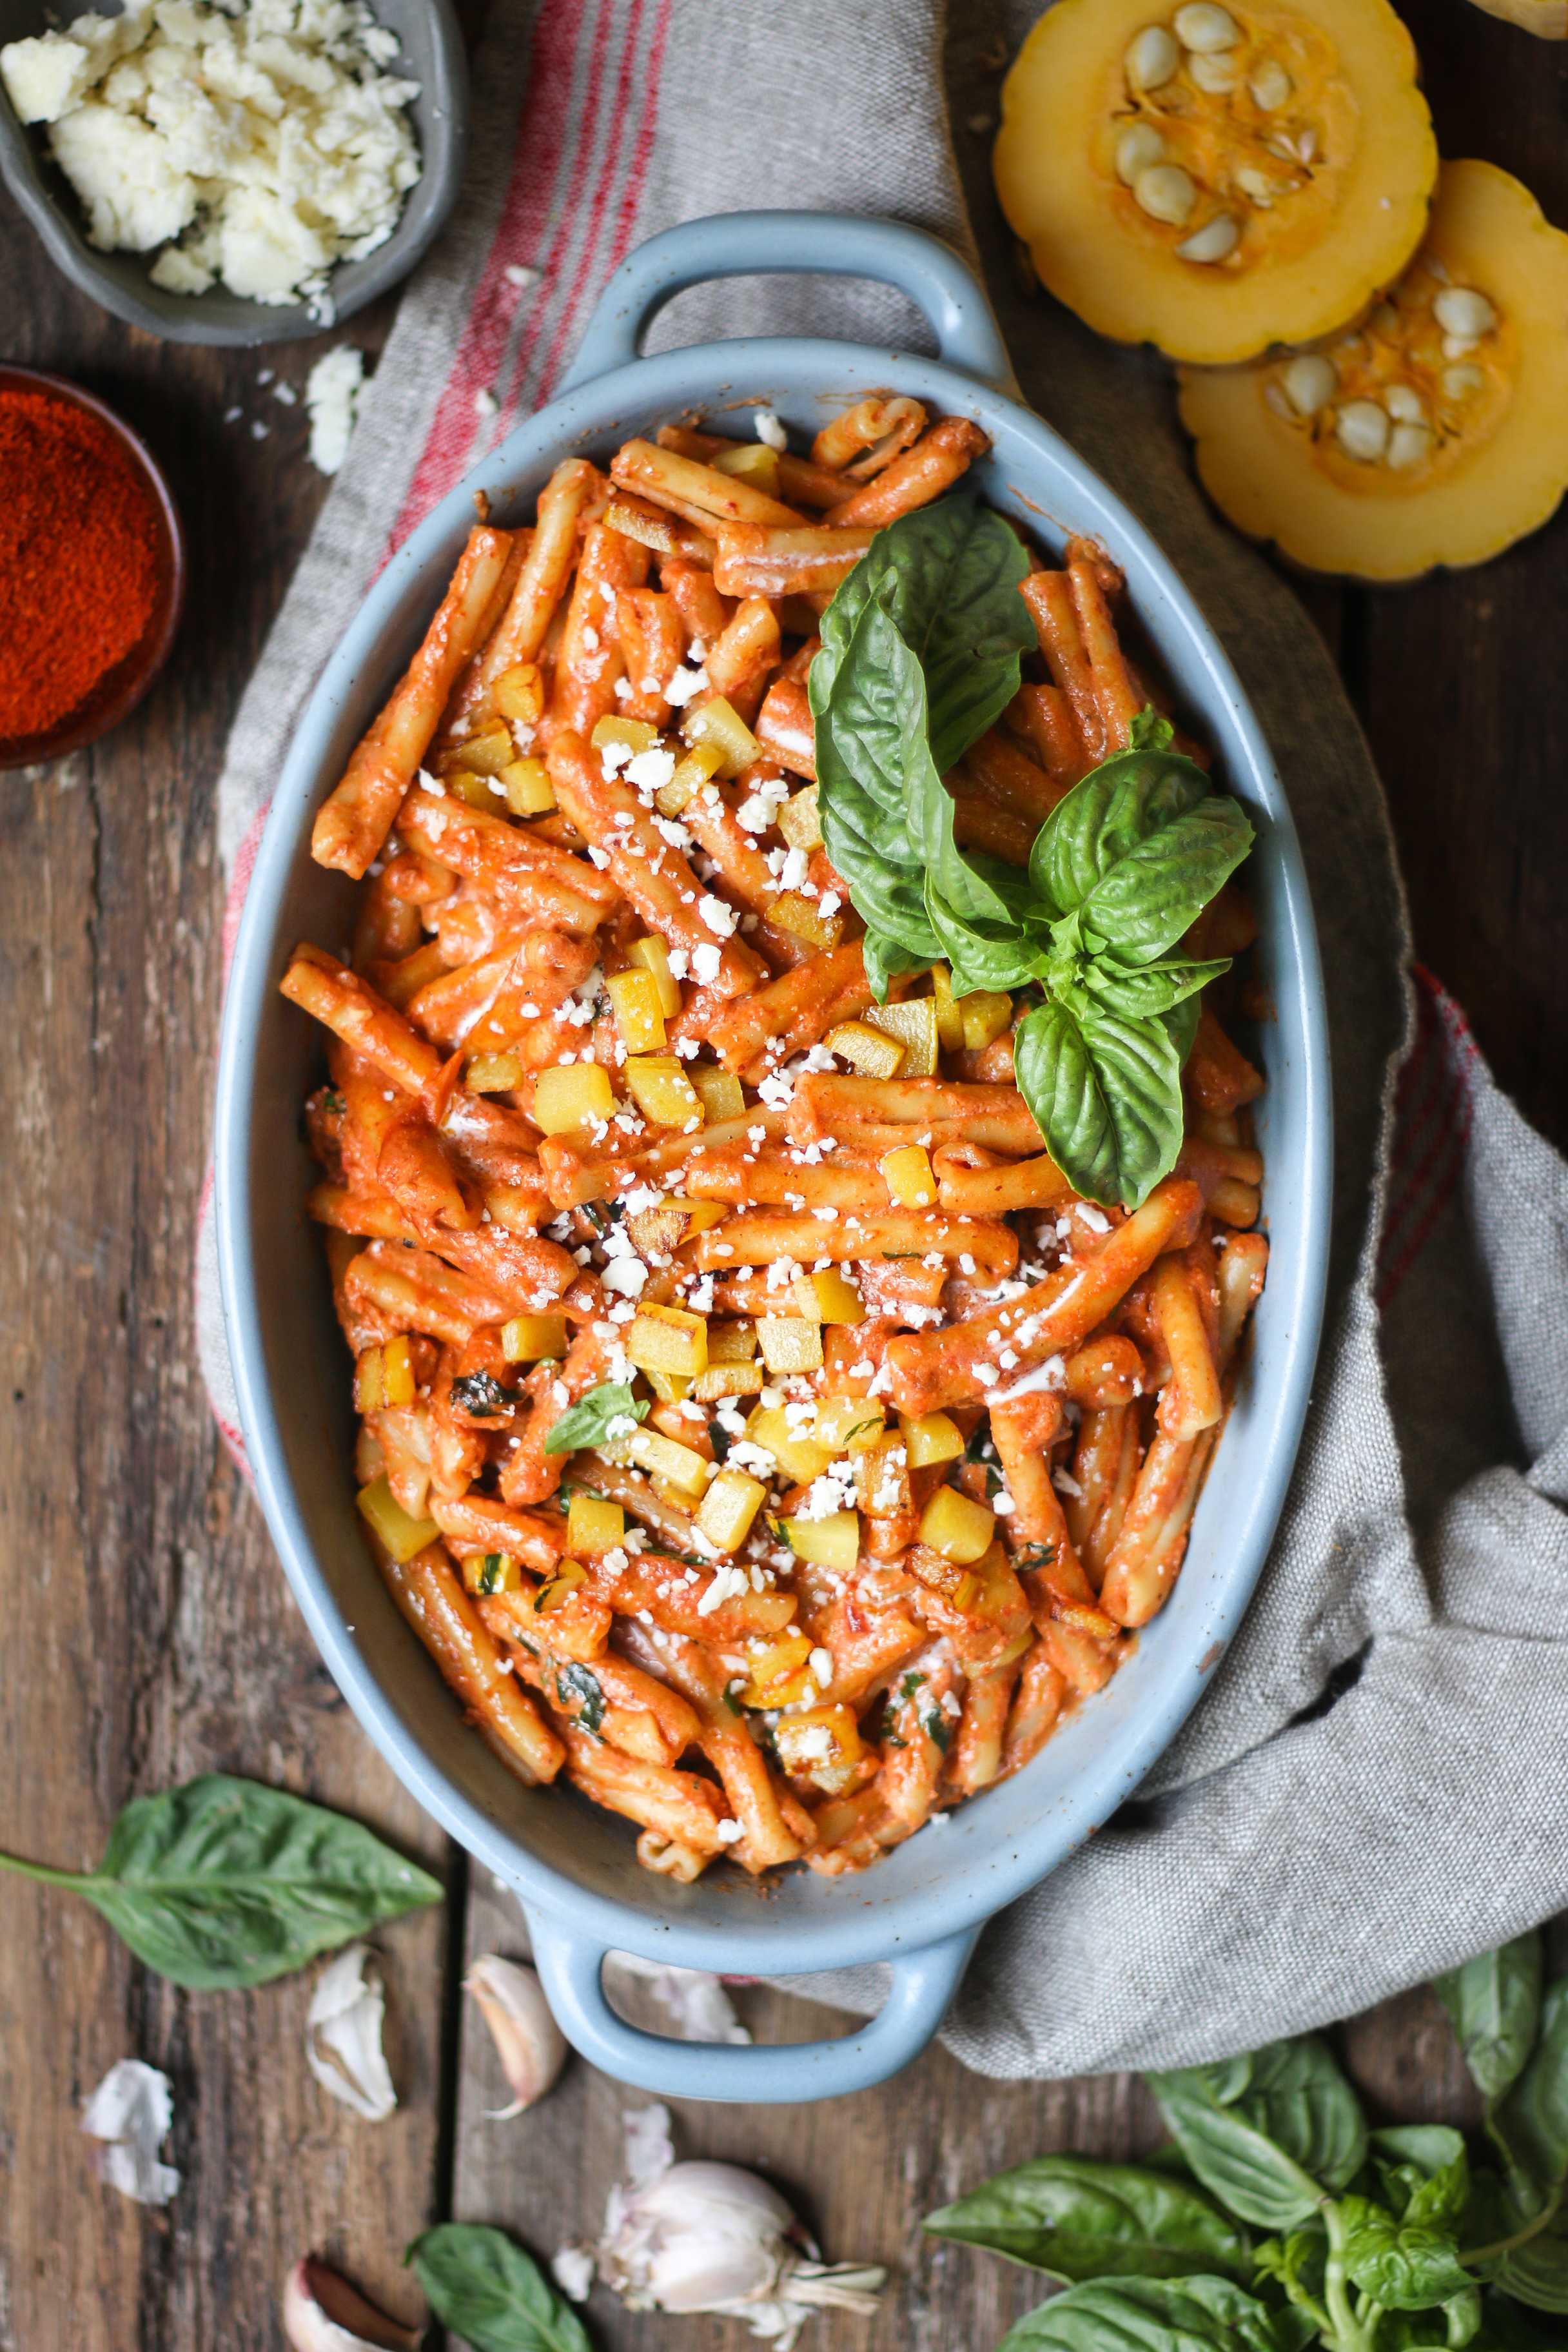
[464,1954,568,2117]
[282,2255,423,2351]
[582,2106,886,2349]
[307,1945,397,2122]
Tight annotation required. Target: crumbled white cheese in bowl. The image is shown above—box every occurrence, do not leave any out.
[0,0,422,307]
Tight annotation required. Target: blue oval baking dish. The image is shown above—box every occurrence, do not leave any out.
[215,211,1331,2102]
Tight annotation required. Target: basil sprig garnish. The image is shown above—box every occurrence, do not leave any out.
[0,1774,441,1990]
[811,502,1255,1208]
[406,2224,590,2352]
[925,1938,1568,2352]
[544,1380,649,1456]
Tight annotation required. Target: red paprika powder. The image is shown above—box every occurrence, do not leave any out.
[0,384,161,742]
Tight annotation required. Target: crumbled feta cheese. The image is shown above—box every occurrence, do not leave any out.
[754,409,788,451]
[663,664,710,708]
[698,894,738,939]
[691,941,723,985]
[3,0,422,309]
[714,1818,744,1844]
[305,346,365,476]
[625,745,677,792]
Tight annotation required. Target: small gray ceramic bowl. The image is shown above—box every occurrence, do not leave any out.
[0,0,466,346]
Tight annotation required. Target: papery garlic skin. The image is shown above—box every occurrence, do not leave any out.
[464,1954,567,2117]
[282,2254,424,2351]
[307,1945,397,2122]
[603,1952,751,2045]
[81,2059,180,2206]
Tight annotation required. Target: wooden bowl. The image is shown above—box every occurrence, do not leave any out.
[0,367,186,770]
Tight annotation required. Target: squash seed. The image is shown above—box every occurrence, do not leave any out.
[1282,354,1336,416]
[1387,422,1431,470]
[1176,211,1240,263]
[1115,122,1168,184]
[1124,24,1179,88]
[1433,287,1498,340]
[1175,2,1239,50]
[1189,48,1239,92]
[1247,58,1292,110]
[1334,401,1390,462]
[1133,163,1199,225]
[1383,382,1426,424]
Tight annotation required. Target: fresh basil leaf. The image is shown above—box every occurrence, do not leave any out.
[0,1774,443,1990]
[1468,2288,1567,2347]
[820,494,1035,776]
[926,887,1050,996]
[556,1661,606,1738]
[811,591,945,965]
[1436,1936,1544,2105]
[1379,2292,1484,2349]
[1013,995,1183,1211]
[1492,1980,1568,2214]
[1497,2209,1568,2315]
[1377,2130,1475,2187]
[1148,2039,1366,2231]
[1164,993,1202,1069]
[1130,707,1176,752]
[1253,2228,1329,2328]
[544,1380,649,1456]
[1341,2194,1476,2309]
[1079,797,1255,968]
[1080,954,1231,1019]
[406,2225,589,2352]
[924,2156,1252,2282]
[1029,747,1213,919]
[861,928,932,1003]
[997,2273,1297,2352]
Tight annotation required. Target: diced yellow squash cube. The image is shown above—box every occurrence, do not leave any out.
[682,694,761,779]
[917,1484,996,1563]
[627,1302,709,1378]
[774,1702,865,1792]
[778,1509,860,1573]
[501,1313,567,1363]
[744,1404,835,1486]
[899,1410,965,1469]
[788,1267,865,1327]
[812,1397,885,1455]
[959,989,1013,1052]
[769,890,844,951]
[854,1434,913,1518]
[382,1334,416,1409]
[681,1199,730,1234]
[741,1629,814,1709]
[694,1362,765,1403]
[694,1465,768,1553]
[645,1369,695,1406]
[534,1063,616,1135]
[825,1019,906,1080]
[776,785,823,853]
[501,756,556,818]
[756,1317,824,1373]
[354,1345,385,1415]
[357,1475,438,1563]
[689,1063,745,1124]
[930,963,966,1053]
[467,1051,523,1093]
[606,966,668,1054]
[612,1426,712,1500]
[567,1493,625,1556]
[712,442,781,493]
[534,1558,588,1614]
[880,1144,936,1208]
[461,1551,522,1596]
[867,995,939,1079]
[707,1319,758,1363]
[626,1199,685,1255]
[591,714,662,760]
[623,1055,703,1130]
[447,767,505,812]
[436,723,514,777]
[493,662,544,724]
[658,738,724,818]
[627,934,682,1018]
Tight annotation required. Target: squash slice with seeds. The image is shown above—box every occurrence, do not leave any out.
[994,0,1436,365]
[1177,159,1568,579]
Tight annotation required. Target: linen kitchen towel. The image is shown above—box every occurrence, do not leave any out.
[197,0,1568,2074]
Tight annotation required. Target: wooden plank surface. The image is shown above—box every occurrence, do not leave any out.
[0,1,1562,2344]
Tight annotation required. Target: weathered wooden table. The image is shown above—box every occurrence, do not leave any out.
[2,4,1562,2344]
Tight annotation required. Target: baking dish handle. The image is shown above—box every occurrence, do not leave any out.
[523,1907,979,2102]
[558,211,1017,397]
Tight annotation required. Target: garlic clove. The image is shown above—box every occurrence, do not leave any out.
[464,1954,567,2117]
[307,1945,397,2123]
[283,2255,424,2351]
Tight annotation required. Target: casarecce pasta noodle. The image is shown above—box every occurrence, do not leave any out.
[285,395,1269,1881]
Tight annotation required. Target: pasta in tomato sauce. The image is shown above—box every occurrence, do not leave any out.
[284,395,1268,1882]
